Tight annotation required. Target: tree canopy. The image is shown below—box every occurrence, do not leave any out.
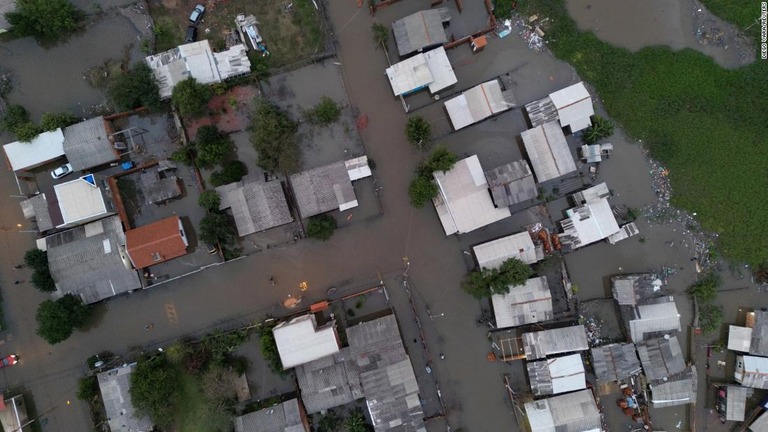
[0,105,30,133]
[689,271,720,303]
[129,356,180,428]
[371,23,389,48]
[172,77,212,117]
[36,294,91,344]
[40,112,79,131]
[210,160,248,187]
[408,175,438,208]
[6,0,82,43]
[109,63,162,111]
[250,98,299,173]
[199,213,237,245]
[306,96,341,125]
[461,258,533,299]
[198,190,221,212]
[405,116,431,149]
[24,248,56,292]
[424,146,458,173]
[14,122,41,142]
[407,147,458,208]
[306,214,338,241]
[194,125,234,169]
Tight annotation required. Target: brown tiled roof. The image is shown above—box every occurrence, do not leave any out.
[126,216,187,269]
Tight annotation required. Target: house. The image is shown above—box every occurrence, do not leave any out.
[525,82,594,133]
[139,161,182,205]
[3,129,66,172]
[125,216,188,269]
[289,158,371,219]
[606,222,640,244]
[234,398,310,432]
[750,410,768,431]
[97,364,153,432]
[432,155,511,235]
[491,276,553,328]
[636,335,686,381]
[523,389,601,432]
[735,355,768,389]
[0,0,15,34]
[273,314,340,369]
[580,143,613,163]
[484,160,538,208]
[295,348,363,414]
[724,385,749,422]
[521,121,577,182]
[527,353,586,396]
[626,297,681,342]
[728,325,753,352]
[558,198,620,250]
[45,215,141,304]
[750,310,768,356]
[522,325,589,360]
[392,9,449,57]
[649,366,697,408]
[145,40,251,98]
[590,343,642,383]
[474,231,544,269]
[570,183,610,205]
[611,274,663,306]
[62,116,120,171]
[216,180,293,236]
[0,394,28,432]
[444,79,516,130]
[347,314,426,432]
[385,46,456,96]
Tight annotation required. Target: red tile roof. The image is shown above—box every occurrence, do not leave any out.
[126,216,187,269]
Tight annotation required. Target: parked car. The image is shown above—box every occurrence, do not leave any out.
[0,354,18,368]
[189,4,205,24]
[185,25,197,43]
[51,163,73,179]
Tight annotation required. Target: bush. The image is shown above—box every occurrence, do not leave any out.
[109,63,162,111]
[14,122,41,142]
[700,304,723,334]
[200,365,237,412]
[250,98,299,173]
[260,330,283,374]
[165,340,192,365]
[425,146,458,173]
[307,96,341,125]
[689,272,720,303]
[198,190,221,212]
[36,294,91,344]
[170,145,196,165]
[408,175,438,208]
[130,355,179,428]
[405,116,431,149]
[250,54,270,80]
[210,160,248,187]
[306,214,337,241]
[199,213,237,245]
[0,105,30,133]
[229,355,249,375]
[24,248,56,292]
[6,0,83,43]
[40,112,78,131]
[407,147,458,208]
[76,376,99,401]
[183,348,212,374]
[194,126,234,169]
[493,0,514,19]
[582,115,614,145]
[172,77,213,118]
[344,407,372,432]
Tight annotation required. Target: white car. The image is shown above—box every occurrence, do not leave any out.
[51,163,73,179]
[189,4,206,25]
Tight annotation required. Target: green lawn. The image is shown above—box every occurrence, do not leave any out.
[174,368,232,432]
[518,0,768,265]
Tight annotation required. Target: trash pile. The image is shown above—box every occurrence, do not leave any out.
[695,19,727,48]
[580,314,603,346]
[511,14,548,53]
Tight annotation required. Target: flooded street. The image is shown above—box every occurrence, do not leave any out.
[565,0,754,68]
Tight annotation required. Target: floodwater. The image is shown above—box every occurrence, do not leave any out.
[565,0,755,68]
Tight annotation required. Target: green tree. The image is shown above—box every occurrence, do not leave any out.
[405,116,431,149]
[250,54,270,80]
[317,409,341,432]
[260,330,283,373]
[461,270,490,299]
[198,190,221,212]
[425,146,458,173]
[109,63,162,111]
[24,248,56,292]
[492,0,513,19]
[210,160,248,187]
[200,365,237,412]
[0,104,30,133]
[250,98,299,173]
[461,258,532,299]
[699,304,723,334]
[582,115,614,145]
[6,0,82,43]
[36,294,91,344]
[130,356,179,428]
[371,23,389,48]
[40,112,78,131]
[172,77,212,117]
[76,376,99,401]
[199,213,237,245]
[497,257,533,288]
[14,121,41,142]
[170,145,196,165]
[344,408,372,432]
[194,125,234,169]
[306,214,338,241]
[689,272,720,303]
[165,340,192,365]
[307,96,341,125]
[408,175,438,208]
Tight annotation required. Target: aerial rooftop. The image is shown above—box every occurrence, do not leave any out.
[524,389,601,432]
[233,398,309,432]
[521,121,577,182]
[444,79,516,130]
[484,160,538,208]
[491,276,553,328]
[97,363,153,432]
[523,325,589,360]
[217,180,293,236]
[590,343,642,383]
[392,8,449,57]
[527,353,586,396]
[273,314,340,369]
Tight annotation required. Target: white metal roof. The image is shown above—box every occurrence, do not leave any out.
[432,155,511,235]
[423,47,456,94]
[273,314,340,369]
[561,199,620,248]
[3,129,65,171]
[385,54,432,96]
[549,82,594,132]
[729,325,753,352]
[178,40,220,83]
[751,410,768,432]
[492,276,553,329]
[629,300,681,341]
[444,79,512,130]
[522,121,577,182]
[474,231,542,268]
[743,355,768,373]
[346,156,372,181]
[524,389,601,432]
[54,175,108,227]
[212,44,251,80]
[549,353,587,394]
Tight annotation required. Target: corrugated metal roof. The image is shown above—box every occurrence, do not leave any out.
[650,366,697,408]
[611,274,663,306]
[46,215,141,304]
[474,231,542,269]
[492,276,553,328]
[295,348,363,414]
[62,116,118,171]
[751,311,768,356]
[385,54,432,96]
[392,9,448,56]
[444,79,515,130]
[484,160,537,207]
[548,82,594,132]
[523,325,589,360]
[527,353,586,396]
[524,389,601,432]
[97,363,153,432]
[217,180,293,236]
[139,165,182,204]
[273,315,340,369]
[522,121,576,182]
[750,410,768,431]
[20,194,54,232]
[234,398,307,432]
[423,47,456,93]
[628,298,681,341]
[289,161,357,219]
[591,343,642,382]
[433,155,511,235]
[571,182,610,205]
[2,129,65,171]
[559,199,620,250]
[525,96,558,128]
[729,325,753,352]
[636,335,686,381]
[737,355,768,389]
[726,385,748,422]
